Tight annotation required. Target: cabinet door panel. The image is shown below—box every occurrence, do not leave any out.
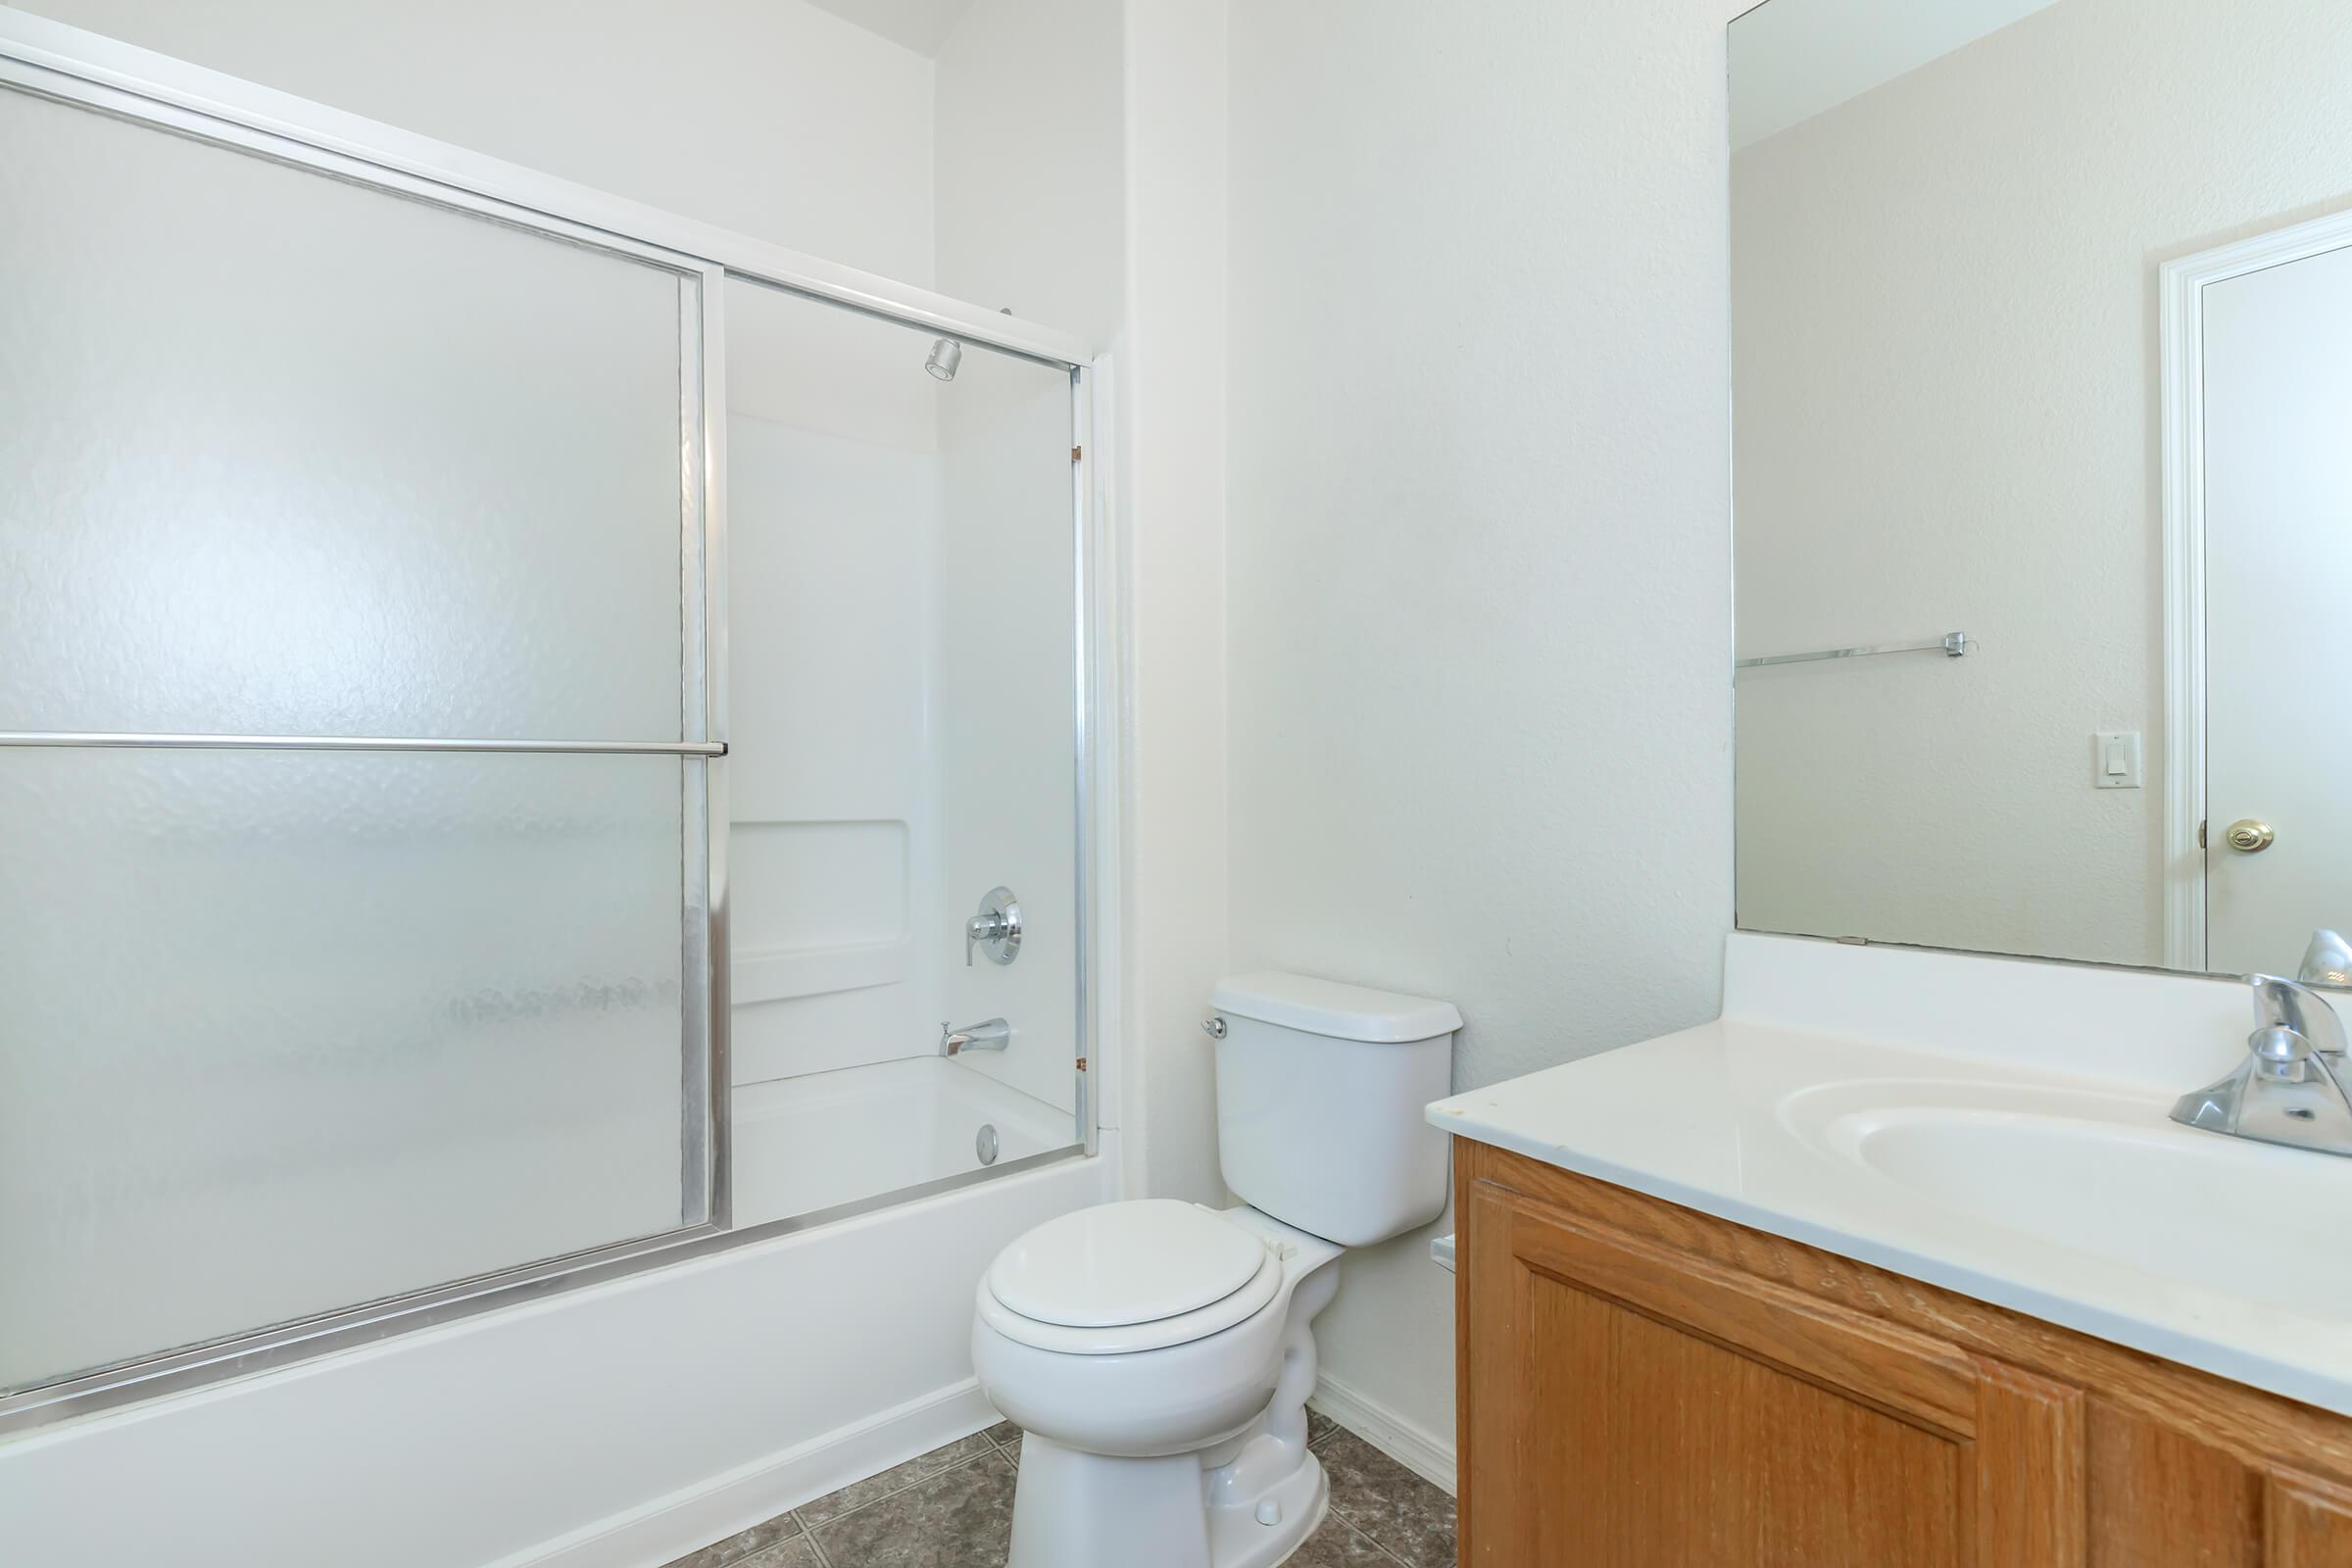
[2267,1470,2352,1567]
[1461,1181,2086,1567]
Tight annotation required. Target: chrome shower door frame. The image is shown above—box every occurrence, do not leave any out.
[0,5,1103,1435]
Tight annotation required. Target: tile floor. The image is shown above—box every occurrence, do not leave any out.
[662,1408,1454,1568]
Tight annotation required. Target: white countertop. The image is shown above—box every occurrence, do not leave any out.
[1428,1008,2352,1417]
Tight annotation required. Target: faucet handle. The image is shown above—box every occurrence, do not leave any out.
[2249,1023,2315,1081]
[2250,974,2348,1059]
[964,887,1022,967]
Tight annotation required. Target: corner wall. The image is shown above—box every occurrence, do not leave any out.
[1223,0,1744,1451]
[1113,0,1232,1206]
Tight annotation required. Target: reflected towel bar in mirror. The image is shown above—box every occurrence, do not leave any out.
[0,732,728,755]
[1735,631,1969,670]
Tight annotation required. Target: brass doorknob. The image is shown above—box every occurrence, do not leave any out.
[2225,818,2276,854]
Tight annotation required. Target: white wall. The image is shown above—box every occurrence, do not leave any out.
[1732,0,2352,970]
[1223,0,1742,1451]
[1115,0,1232,1207]
[933,0,1124,343]
[19,0,939,286]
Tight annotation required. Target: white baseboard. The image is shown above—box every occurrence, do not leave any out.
[1309,1370,1455,1496]
[493,1379,1001,1568]
[494,1366,1445,1568]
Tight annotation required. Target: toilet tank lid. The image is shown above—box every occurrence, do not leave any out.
[1210,972,1462,1043]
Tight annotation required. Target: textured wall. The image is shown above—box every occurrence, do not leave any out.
[1225,0,1742,1451]
[934,0,1125,344]
[1114,0,1233,1206]
[22,0,940,286]
[1733,0,2352,969]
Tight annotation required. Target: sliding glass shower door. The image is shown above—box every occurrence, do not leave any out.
[0,78,720,1396]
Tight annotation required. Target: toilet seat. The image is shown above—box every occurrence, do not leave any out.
[978,1200,1286,1355]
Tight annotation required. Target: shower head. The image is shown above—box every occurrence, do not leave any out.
[924,338,961,381]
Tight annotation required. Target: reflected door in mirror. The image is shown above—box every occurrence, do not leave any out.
[2203,240,2352,975]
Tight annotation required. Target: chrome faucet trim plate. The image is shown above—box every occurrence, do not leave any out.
[966,886,1022,967]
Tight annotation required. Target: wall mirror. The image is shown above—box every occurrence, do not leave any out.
[1730,0,2352,980]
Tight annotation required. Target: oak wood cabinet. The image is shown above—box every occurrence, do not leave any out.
[1452,1140,2352,1567]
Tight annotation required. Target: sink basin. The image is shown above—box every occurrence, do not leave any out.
[1785,1082,2352,1320]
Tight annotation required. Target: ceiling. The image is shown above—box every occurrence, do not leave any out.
[1730,0,2063,149]
[803,0,976,57]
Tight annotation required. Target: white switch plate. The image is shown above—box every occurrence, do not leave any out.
[2094,730,2142,789]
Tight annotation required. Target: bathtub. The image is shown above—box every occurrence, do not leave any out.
[4,1064,1110,1568]
[731,1055,1078,1226]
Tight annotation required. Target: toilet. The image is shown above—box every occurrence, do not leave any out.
[971,972,1460,1568]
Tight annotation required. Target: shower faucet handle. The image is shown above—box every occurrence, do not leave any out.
[966,886,1022,966]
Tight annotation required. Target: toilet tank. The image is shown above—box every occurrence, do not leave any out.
[1209,972,1461,1248]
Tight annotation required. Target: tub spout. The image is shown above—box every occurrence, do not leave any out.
[941,1018,1010,1056]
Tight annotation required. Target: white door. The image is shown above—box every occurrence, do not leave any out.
[2203,238,2352,975]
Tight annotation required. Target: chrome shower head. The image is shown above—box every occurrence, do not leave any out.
[924,338,961,381]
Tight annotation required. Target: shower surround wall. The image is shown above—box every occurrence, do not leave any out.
[934,350,1087,1118]
[725,275,1083,1133]
[723,282,948,1100]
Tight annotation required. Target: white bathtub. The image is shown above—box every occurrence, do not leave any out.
[3,1080,1111,1568]
[731,1056,1077,1226]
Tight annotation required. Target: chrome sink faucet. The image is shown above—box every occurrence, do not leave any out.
[2172,972,2352,1156]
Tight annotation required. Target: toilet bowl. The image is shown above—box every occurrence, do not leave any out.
[971,1200,1343,1568]
[970,972,1461,1568]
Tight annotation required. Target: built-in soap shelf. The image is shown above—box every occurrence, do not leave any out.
[732,938,911,1006]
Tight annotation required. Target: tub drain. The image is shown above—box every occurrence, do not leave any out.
[975,1123,1000,1165]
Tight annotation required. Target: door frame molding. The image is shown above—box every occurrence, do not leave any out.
[2159,207,2352,970]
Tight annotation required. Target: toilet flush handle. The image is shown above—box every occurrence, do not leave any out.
[1202,1015,1228,1040]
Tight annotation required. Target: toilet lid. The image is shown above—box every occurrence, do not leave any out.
[987,1200,1270,1329]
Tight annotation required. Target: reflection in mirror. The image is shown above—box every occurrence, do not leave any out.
[1730,0,2352,978]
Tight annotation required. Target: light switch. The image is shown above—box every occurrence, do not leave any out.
[2094,730,2142,789]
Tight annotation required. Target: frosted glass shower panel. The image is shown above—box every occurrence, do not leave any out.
[0,748,697,1393]
[0,79,716,1397]
[0,84,694,740]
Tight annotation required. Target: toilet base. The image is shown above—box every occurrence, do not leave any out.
[1207,1445,1329,1568]
[1005,1434,1328,1568]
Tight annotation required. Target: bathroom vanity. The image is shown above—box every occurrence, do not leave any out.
[1448,1144,2352,1566]
[1436,936,2352,1566]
